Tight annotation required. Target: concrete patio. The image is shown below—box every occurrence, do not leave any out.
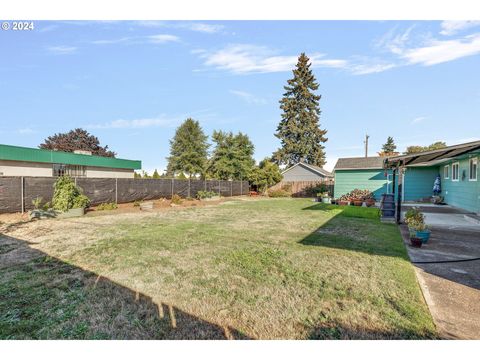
[400,204,480,339]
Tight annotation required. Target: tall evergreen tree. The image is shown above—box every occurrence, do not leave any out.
[166,118,209,178]
[273,53,328,167]
[208,130,255,180]
[378,136,398,156]
[152,169,160,178]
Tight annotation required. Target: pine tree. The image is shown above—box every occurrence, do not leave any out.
[208,131,255,180]
[273,53,328,167]
[380,136,397,156]
[152,169,160,178]
[166,118,209,178]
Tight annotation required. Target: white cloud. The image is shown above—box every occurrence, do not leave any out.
[229,90,267,105]
[349,62,397,75]
[411,116,427,124]
[400,33,480,66]
[147,34,180,44]
[440,21,480,36]
[91,37,133,45]
[17,128,35,134]
[88,115,182,129]
[198,44,347,74]
[47,46,77,55]
[135,21,224,34]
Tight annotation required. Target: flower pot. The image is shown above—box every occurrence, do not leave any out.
[353,200,363,206]
[416,230,431,243]
[338,200,350,206]
[322,197,331,204]
[366,199,376,207]
[410,237,423,248]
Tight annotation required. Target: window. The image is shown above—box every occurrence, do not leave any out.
[444,165,449,179]
[470,158,478,181]
[53,164,86,177]
[452,162,459,181]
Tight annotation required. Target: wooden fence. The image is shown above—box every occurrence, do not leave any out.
[0,177,249,214]
[269,180,334,197]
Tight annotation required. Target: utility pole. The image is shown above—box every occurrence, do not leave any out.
[364,134,370,158]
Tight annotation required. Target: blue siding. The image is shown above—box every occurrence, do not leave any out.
[441,156,479,213]
[403,167,440,201]
[334,169,388,200]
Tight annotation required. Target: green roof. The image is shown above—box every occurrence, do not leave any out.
[0,144,141,170]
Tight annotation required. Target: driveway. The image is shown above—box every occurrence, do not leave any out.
[400,205,480,339]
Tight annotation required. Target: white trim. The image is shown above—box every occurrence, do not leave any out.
[452,162,460,181]
[444,164,449,179]
[469,157,478,181]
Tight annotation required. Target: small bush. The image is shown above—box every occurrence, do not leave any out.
[171,194,183,205]
[196,190,218,200]
[52,176,91,212]
[32,196,43,210]
[304,183,329,197]
[268,189,291,198]
[96,202,118,211]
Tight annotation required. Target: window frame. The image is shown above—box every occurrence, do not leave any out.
[443,165,449,179]
[469,158,478,181]
[451,162,459,182]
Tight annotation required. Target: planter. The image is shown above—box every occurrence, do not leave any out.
[353,200,363,206]
[365,199,376,207]
[57,207,85,218]
[416,230,431,243]
[410,237,423,248]
[338,200,350,206]
[322,197,331,204]
[29,209,57,219]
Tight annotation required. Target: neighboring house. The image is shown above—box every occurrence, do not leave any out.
[281,162,333,181]
[334,141,480,214]
[0,144,141,178]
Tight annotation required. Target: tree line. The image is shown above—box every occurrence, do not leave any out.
[378,136,447,157]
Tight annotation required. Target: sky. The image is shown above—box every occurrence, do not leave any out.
[1,20,479,172]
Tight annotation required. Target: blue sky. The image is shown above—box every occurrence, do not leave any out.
[1,20,479,172]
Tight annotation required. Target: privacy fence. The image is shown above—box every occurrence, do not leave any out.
[269,180,334,197]
[0,177,250,214]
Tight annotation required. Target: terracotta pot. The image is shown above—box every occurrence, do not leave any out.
[366,199,376,207]
[353,200,363,206]
[338,200,350,206]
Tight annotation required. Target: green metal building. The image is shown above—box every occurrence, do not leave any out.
[0,144,141,178]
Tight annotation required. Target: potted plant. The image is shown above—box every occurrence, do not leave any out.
[410,237,423,248]
[52,176,90,218]
[353,198,363,206]
[317,192,331,204]
[404,207,424,235]
[415,222,431,243]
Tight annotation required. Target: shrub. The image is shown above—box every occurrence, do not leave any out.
[171,194,183,205]
[96,202,118,211]
[267,189,291,198]
[196,190,218,200]
[52,176,90,212]
[405,207,425,230]
[32,196,43,210]
[304,183,329,197]
[133,200,141,207]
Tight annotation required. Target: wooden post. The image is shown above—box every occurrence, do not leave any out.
[115,178,118,204]
[188,178,191,198]
[230,180,233,197]
[171,178,174,198]
[20,176,24,214]
[392,168,396,196]
[240,179,243,195]
[218,180,221,197]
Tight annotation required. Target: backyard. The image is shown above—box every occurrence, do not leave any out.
[0,198,437,339]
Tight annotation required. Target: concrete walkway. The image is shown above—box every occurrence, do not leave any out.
[400,221,480,339]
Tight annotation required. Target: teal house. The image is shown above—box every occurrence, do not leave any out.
[334,141,480,215]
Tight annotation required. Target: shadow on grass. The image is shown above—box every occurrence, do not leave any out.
[0,233,252,340]
[299,203,406,259]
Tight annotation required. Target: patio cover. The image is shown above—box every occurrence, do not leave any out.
[384,140,480,168]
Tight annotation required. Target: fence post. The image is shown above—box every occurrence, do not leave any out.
[20,176,24,213]
[218,180,221,197]
[240,179,243,196]
[115,178,118,204]
[188,178,191,198]
[204,179,207,191]
[230,180,233,197]
[171,178,174,198]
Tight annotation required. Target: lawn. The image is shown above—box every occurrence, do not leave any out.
[0,198,437,339]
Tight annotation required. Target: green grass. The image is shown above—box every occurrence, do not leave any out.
[0,198,437,339]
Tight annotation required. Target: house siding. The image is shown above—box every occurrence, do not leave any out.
[282,164,329,181]
[334,169,388,200]
[441,156,479,213]
[403,167,440,201]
